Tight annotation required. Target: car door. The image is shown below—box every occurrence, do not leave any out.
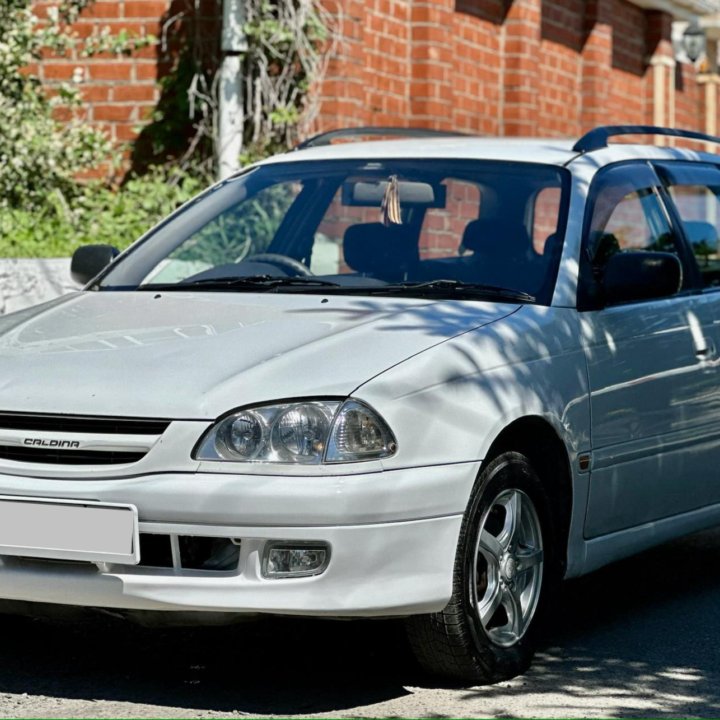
[579,162,719,538]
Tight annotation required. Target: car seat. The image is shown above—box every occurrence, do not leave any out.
[343,222,419,282]
[459,217,542,292]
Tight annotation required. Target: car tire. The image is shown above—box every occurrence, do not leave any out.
[406,451,558,685]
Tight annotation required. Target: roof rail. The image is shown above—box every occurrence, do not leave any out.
[573,125,720,153]
[295,126,467,150]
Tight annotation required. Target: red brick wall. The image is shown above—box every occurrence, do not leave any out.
[34,0,713,157]
[317,0,712,139]
[608,0,647,124]
[34,0,167,146]
[539,0,583,137]
[451,3,503,134]
[318,0,413,129]
[676,64,704,132]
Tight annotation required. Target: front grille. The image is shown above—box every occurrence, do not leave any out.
[0,446,145,465]
[0,412,170,435]
[2,535,241,573]
[0,412,170,466]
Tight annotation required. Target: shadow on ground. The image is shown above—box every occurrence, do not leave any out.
[463,526,720,718]
[0,527,719,717]
[0,609,416,715]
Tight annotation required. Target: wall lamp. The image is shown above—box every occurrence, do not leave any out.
[682,19,707,63]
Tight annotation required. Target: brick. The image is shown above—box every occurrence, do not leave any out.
[42,62,82,81]
[133,44,159,60]
[82,86,112,102]
[135,63,158,81]
[88,63,133,81]
[81,2,121,19]
[112,85,157,102]
[115,123,142,141]
[52,106,74,122]
[21,62,40,77]
[94,104,136,121]
[124,1,170,18]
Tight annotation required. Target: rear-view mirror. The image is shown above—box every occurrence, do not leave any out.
[342,180,446,208]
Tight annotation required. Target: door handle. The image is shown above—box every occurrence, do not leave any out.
[696,341,717,360]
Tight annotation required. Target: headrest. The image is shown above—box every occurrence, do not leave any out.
[683,220,718,251]
[343,222,417,278]
[461,218,531,256]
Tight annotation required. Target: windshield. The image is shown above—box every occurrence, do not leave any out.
[97,159,570,304]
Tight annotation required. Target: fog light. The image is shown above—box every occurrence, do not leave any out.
[262,542,330,578]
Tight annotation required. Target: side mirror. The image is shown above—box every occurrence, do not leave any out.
[71,245,120,285]
[602,251,682,305]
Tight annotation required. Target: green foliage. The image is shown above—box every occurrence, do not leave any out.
[0,0,169,259]
[0,0,330,260]
[0,0,153,212]
[0,169,204,258]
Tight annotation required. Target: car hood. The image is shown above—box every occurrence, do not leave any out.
[0,291,518,419]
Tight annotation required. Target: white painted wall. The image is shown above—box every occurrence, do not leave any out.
[0,259,79,315]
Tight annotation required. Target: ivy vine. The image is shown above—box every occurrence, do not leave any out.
[134,0,336,174]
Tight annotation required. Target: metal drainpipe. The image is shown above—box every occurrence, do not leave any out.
[218,0,247,180]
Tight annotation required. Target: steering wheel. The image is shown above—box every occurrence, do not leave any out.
[242,253,314,277]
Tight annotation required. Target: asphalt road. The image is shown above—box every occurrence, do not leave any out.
[1,527,719,718]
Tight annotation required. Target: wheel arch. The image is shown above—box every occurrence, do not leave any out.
[482,416,573,576]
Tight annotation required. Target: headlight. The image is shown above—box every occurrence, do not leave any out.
[271,403,334,462]
[219,410,267,459]
[194,399,397,464]
[324,400,397,463]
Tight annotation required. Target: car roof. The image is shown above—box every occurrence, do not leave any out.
[256,135,720,169]
[260,137,578,166]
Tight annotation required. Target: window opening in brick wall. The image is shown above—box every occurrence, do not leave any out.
[455,0,510,24]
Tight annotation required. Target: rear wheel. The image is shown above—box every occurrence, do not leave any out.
[406,451,558,684]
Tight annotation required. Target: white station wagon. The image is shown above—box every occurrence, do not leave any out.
[1,124,719,684]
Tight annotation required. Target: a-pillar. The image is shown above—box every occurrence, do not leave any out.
[410,0,455,129]
[502,0,541,135]
[581,0,612,132]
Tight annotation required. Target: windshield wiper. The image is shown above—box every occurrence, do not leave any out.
[138,275,342,292]
[359,279,535,302]
[138,275,534,301]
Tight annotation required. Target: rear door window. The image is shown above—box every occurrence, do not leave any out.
[656,162,720,289]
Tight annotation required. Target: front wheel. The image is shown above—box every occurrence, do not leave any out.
[406,451,558,685]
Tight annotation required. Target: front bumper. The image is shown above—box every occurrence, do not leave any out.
[0,463,477,616]
[0,515,462,616]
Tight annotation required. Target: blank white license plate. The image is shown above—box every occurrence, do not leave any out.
[0,496,139,565]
